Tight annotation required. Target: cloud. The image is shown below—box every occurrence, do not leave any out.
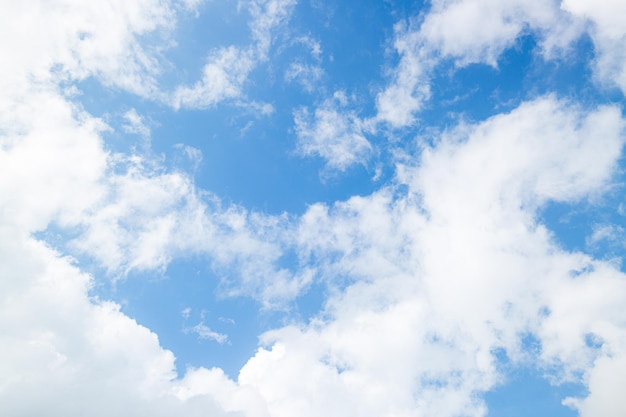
[294,92,372,171]
[0,0,176,99]
[237,96,626,417]
[284,62,323,92]
[123,108,151,138]
[186,323,229,344]
[247,0,298,59]
[0,2,303,414]
[586,224,625,248]
[418,0,580,65]
[0,89,108,233]
[179,0,206,14]
[375,0,626,127]
[171,46,256,109]
[562,0,626,93]
[0,229,247,417]
[170,0,296,110]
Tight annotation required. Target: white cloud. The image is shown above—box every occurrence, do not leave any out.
[284,62,323,92]
[247,0,297,59]
[294,93,372,171]
[562,0,626,93]
[186,323,229,344]
[170,0,296,110]
[586,224,625,248]
[0,229,249,417]
[174,143,203,170]
[565,350,626,417]
[0,2,307,414]
[171,46,255,109]
[292,35,323,60]
[0,0,176,98]
[375,23,434,127]
[418,0,579,65]
[179,0,206,14]
[123,108,151,138]
[375,0,626,127]
[237,96,626,417]
[0,89,108,233]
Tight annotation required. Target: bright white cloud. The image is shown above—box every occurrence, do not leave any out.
[418,0,580,65]
[171,46,255,109]
[375,0,626,127]
[0,229,246,417]
[0,1,301,414]
[562,0,626,93]
[294,92,372,171]
[170,0,296,109]
[238,96,626,417]
[586,224,625,248]
[0,0,176,98]
[375,23,434,127]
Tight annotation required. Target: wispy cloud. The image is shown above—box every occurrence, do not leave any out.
[186,323,229,344]
[294,91,372,171]
[169,0,297,110]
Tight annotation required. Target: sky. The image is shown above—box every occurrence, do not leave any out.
[1,0,626,416]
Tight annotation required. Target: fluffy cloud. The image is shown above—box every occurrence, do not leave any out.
[238,96,626,417]
[0,220,242,416]
[0,1,297,414]
[0,0,176,99]
[562,0,626,93]
[294,92,372,171]
[376,0,626,127]
[171,46,256,109]
[171,0,296,109]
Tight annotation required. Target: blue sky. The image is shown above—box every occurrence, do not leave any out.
[2,1,626,416]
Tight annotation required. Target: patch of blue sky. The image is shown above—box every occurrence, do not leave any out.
[96,258,276,379]
[164,2,251,85]
[540,195,626,265]
[485,367,585,417]
[150,104,378,214]
[424,33,605,129]
[486,336,587,417]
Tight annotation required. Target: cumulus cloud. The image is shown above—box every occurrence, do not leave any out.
[0,1,302,415]
[375,0,626,127]
[562,0,626,93]
[0,0,176,99]
[237,96,626,417]
[0,222,247,416]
